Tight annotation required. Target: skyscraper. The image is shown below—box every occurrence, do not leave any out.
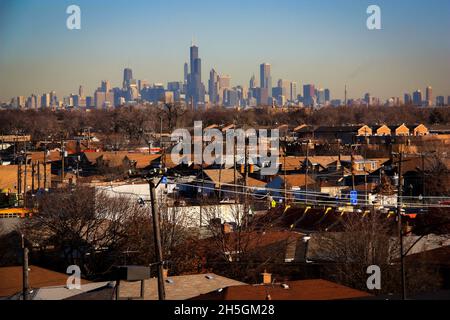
[187,43,205,108]
[317,88,326,105]
[303,84,315,107]
[101,81,111,93]
[324,89,331,102]
[208,69,219,105]
[123,68,133,89]
[184,63,189,83]
[426,86,433,106]
[404,93,412,105]
[249,75,257,89]
[290,82,297,101]
[259,63,272,105]
[79,85,84,98]
[413,90,422,106]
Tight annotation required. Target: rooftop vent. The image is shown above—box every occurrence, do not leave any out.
[205,275,214,280]
[281,284,290,289]
[166,278,174,284]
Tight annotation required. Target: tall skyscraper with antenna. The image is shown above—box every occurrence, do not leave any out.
[186,42,205,109]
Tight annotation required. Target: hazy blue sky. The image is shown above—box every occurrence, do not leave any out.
[1,0,449,102]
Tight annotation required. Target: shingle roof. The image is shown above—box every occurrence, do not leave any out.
[280,174,316,188]
[67,273,246,300]
[190,279,371,300]
[203,169,243,187]
[0,265,90,298]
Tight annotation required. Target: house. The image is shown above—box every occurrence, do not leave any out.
[391,123,410,136]
[190,278,371,300]
[123,154,162,172]
[201,169,243,198]
[375,125,391,136]
[412,124,429,136]
[296,125,372,144]
[266,174,316,202]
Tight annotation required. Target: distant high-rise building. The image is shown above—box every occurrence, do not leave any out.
[35,94,41,109]
[95,90,114,109]
[249,75,257,89]
[404,93,412,105]
[41,93,51,108]
[167,81,183,92]
[364,93,371,105]
[186,44,205,108]
[290,82,297,101]
[139,80,150,93]
[317,88,326,105]
[436,96,445,107]
[141,84,165,103]
[50,91,58,106]
[101,80,111,93]
[123,68,133,89]
[184,63,189,83]
[324,89,331,102]
[217,74,231,105]
[86,96,94,108]
[303,84,315,107]
[277,79,290,98]
[208,69,219,105]
[259,63,272,105]
[79,85,84,98]
[413,90,422,106]
[426,86,433,106]
[448,96,450,106]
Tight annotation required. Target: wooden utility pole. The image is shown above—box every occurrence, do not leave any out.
[22,235,29,301]
[43,148,47,189]
[233,130,237,203]
[31,162,35,195]
[37,161,41,190]
[351,149,356,191]
[284,137,287,203]
[23,156,28,199]
[397,151,406,300]
[17,162,22,195]
[304,140,310,204]
[148,180,166,300]
[199,129,204,227]
[61,138,65,183]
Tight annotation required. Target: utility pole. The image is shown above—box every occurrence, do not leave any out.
[304,140,310,205]
[283,137,287,203]
[233,128,237,203]
[23,154,28,202]
[147,179,166,300]
[17,162,22,195]
[43,147,47,190]
[421,153,425,205]
[351,151,355,190]
[199,128,204,227]
[22,234,29,301]
[243,136,249,226]
[61,138,65,183]
[31,162,35,195]
[37,161,41,190]
[397,151,406,300]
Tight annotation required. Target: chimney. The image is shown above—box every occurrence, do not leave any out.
[223,223,232,234]
[163,268,169,279]
[261,270,272,285]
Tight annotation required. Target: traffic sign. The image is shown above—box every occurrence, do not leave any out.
[350,190,358,205]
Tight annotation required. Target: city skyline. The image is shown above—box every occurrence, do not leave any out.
[1,0,450,102]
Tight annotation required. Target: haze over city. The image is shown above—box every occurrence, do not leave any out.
[1,0,450,102]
